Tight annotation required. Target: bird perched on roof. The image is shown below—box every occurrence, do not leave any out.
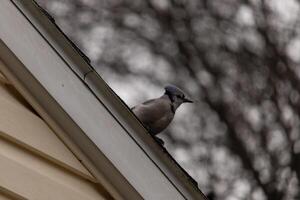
[132,85,193,135]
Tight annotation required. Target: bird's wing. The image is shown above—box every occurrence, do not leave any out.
[131,99,155,110]
[142,99,156,105]
[132,98,169,124]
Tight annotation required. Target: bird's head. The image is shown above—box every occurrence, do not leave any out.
[164,85,193,110]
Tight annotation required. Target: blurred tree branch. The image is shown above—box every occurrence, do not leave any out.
[37,0,300,199]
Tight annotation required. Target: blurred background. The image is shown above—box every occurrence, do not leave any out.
[36,0,300,199]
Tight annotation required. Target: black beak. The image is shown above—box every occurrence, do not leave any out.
[183,97,193,103]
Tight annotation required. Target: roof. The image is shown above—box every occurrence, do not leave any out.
[0,1,207,199]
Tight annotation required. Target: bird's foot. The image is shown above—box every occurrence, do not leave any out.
[154,136,165,145]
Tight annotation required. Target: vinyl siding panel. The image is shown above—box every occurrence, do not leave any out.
[0,192,16,200]
[0,69,112,199]
[0,69,94,181]
[0,153,104,200]
[0,195,12,200]
[0,186,25,200]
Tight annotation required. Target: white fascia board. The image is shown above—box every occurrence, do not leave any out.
[0,1,206,200]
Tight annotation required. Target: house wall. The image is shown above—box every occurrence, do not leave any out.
[0,60,113,200]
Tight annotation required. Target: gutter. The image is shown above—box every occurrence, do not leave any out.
[3,1,208,199]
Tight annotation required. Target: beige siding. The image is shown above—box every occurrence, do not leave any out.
[0,186,26,200]
[0,84,94,181]
[0,152,103,200]
[0,68,112,199]
[0,194,12,200]
[0,191,18,200]
[0,194,15,200]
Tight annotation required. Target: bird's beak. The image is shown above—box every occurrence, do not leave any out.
[183,97,193,103]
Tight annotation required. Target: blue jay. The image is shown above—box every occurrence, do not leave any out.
[132,85,193,135]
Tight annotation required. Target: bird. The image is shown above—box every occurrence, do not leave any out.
[132,85,193,136]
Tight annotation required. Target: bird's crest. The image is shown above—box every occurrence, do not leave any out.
[164,85,185,96]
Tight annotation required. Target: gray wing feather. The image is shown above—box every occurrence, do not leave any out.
[132,98,168,123]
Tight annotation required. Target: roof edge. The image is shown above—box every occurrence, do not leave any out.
[5,1,207,199]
